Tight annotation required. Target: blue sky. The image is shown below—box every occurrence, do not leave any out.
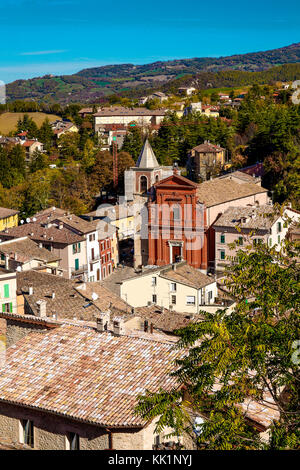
[0,0,299,83]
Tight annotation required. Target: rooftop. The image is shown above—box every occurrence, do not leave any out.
[53,214,99,235]
[0,237,60,264]
[0,324,179,427]
[191,142,225,153]
[17,271,101,322]
[0,222,85,245]
[213,205,278,230]
[160,263,216,289]
[196,179,268,208]
[94,107,166,117]
[32,207,69,224]
[135,139,159,169]
[0,207,19,219]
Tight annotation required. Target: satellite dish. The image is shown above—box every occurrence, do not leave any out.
[16,266,22,272]
[26,218,30,223]
[193,416,204,436]
[20,220,24,224]
[52,207,56,211]
[32,217,37,222]
[91,292,99,301]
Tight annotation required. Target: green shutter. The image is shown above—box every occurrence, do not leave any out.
[75,258,79,271]
[9,302,12,313]
[220,235,225,244]
[4,284,9,298]
[2,304,5,313]
[73,244,76,254]
[78,242,81,253]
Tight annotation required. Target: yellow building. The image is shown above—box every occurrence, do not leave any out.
[0,208,19,232]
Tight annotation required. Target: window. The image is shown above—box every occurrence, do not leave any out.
[277,222,282,233]
[72,243,81,254]
[278,235,281,244]
[140,175,148,193]
[67,432,80,450]
[21,420,34,448]
[75,258,79,271]
[90,263,93,272]
[171,295,176,305]
[108,264,112,275]
[238,237,243,246]
[89,276,95,282]
[220,250,225,260]
[106,239,110,249]
[173,206,181,221]
[151,277,157,286]
[170,283,176,292]
[107,253,111,261]
[186,296,195,305]
[89,233,95,242]
[220,234,225,244]
[269,238,272,246]
[4,284,9,298]
[253,238,262,245]
[152,294,157,304]
[2,303,12,313]
[208,291,213,302]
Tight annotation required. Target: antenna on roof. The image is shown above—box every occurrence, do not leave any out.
[26,218,30,223]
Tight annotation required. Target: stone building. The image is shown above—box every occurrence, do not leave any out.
[0,315,183,450]
[187,141,226,182]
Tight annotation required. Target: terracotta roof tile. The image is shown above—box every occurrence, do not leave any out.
[0,324,179,427]
[196,179,268,207]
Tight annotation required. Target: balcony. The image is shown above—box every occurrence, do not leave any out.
[71,264,88,276]
[88,254,100,263]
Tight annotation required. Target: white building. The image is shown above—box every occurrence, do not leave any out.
[120,262,218,315]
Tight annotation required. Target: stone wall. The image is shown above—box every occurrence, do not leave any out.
[5,318,48,348]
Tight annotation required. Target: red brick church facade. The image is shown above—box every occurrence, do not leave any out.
[148,171,208,272]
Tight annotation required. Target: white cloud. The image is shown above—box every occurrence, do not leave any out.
[20,50,68,56]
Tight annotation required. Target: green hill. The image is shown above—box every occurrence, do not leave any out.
[5,42,300,104]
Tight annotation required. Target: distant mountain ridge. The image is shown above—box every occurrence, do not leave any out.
[6,42,300,104]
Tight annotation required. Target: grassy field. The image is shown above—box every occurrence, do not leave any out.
[0,112,61,135]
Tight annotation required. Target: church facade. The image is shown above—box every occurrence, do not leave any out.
[148,172,208,272]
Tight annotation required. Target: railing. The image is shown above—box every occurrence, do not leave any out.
[88,254,100,262]
[71,264,88,275]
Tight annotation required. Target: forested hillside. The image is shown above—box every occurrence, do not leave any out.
[5,43,300,104]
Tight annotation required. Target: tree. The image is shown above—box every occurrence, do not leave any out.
[29,149,49,173]
[121,126,143,161]
[135,234,300,450]
[38,118,53,152]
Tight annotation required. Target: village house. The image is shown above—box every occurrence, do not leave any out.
[187,141,226,182]
[51,214,102,282]
[213,205,300,272]
[0,207,18,232]
[196,174,270,271]
[0,237,61,275]
[0,221,87,281]
[0,268,17,314]
[21,139,44,162]
[120,261,220,315]
[51,120,79,139]
[0,315,183,450]
[93,107,166,133]
[178,86,197,96]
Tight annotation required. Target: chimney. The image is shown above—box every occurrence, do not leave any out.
[36,299,47,317]
[113,316,126,336]
[96,311,110,332]
[172,263,177,271]
[59,222,63,230]
[51,291,55,300]
[28,285,34,295]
